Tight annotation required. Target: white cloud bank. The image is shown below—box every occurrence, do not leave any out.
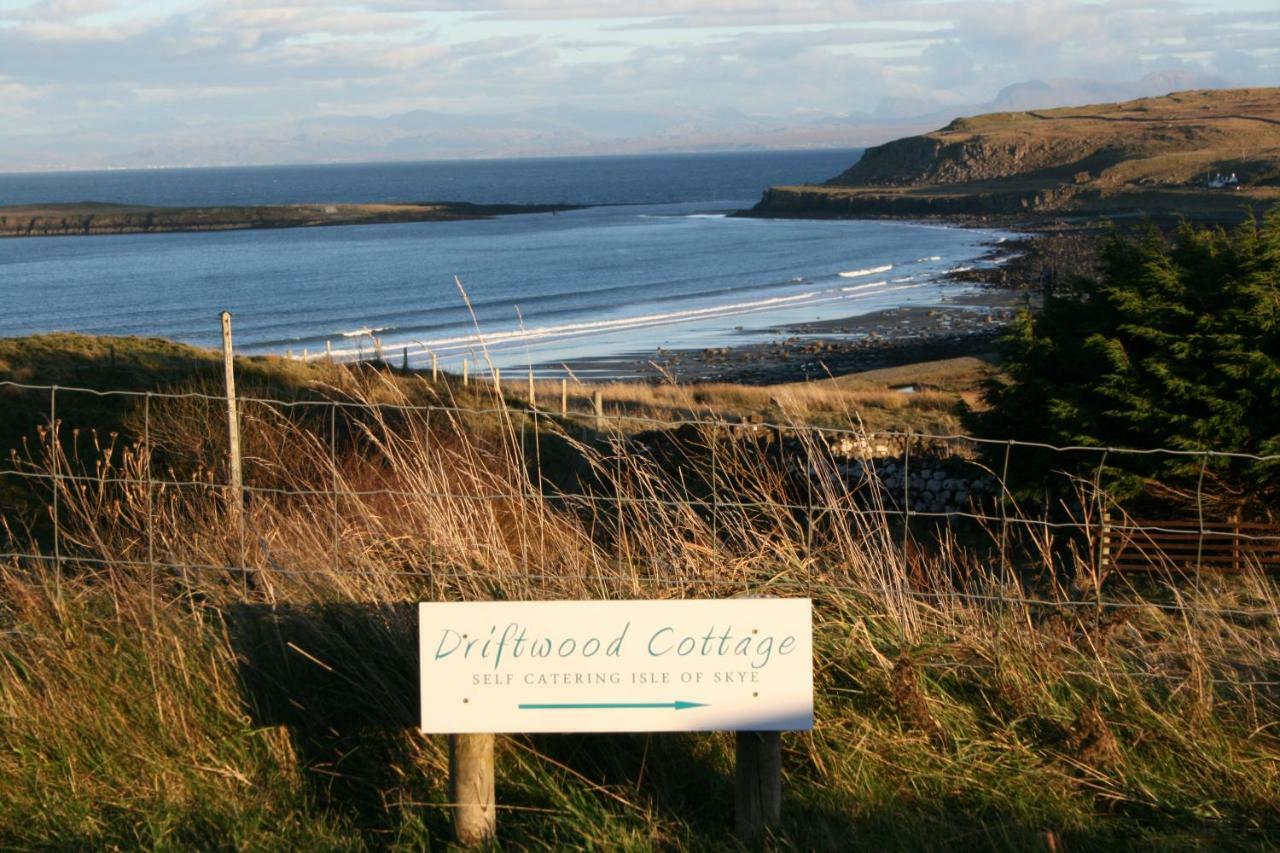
[0,0,1276,169]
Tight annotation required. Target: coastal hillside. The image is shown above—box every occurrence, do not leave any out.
[753,87,1280,219]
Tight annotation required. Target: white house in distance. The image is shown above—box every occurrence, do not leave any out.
[1207,172,1241,189]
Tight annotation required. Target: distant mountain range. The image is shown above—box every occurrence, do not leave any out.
[0,70,1248,172]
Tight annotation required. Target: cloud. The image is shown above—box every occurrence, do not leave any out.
[0,0,1277,169]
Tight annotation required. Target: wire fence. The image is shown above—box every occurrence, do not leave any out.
[2,377,1278,673]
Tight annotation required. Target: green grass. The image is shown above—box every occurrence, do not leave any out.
[0,336,1276,850]
[3,565,1275,850]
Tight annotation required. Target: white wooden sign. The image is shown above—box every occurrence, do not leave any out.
[420,599,812,734]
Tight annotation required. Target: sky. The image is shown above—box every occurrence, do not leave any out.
[1,0,1278,169]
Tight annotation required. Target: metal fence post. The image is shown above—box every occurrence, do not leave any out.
[144,392,155,608]
[901,430,912,573]
[49,384,61,591]
[999,440,1012,572]
[1196,455,1208,571]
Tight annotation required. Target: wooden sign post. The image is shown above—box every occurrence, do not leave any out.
[735,730,782,843]
[421,599,811,845]
[449,733,495,844]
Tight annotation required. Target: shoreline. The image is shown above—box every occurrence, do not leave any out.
[535,218,1056,386]
[0,200,582,238]
[543,289,1026,385]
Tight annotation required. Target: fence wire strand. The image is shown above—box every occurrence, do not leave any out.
[3,379,1277,664]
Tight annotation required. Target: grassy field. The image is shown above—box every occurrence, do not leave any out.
[1,337,1277,850]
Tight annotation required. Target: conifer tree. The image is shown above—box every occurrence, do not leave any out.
[970,209,1280,512]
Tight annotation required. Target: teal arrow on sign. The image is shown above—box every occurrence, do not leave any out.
[519,700,708,711]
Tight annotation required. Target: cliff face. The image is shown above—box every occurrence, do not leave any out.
[754,87,1280,219]
[829,122,1138,187]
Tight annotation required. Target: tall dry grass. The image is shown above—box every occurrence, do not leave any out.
[1,368,1277,849]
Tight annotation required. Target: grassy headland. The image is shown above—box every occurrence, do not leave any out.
[750,87,1280,221]
[0,200,579,238]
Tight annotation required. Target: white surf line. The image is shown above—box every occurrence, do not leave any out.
[838,280,889,293]
[841,281,936,298]
[419,278,946,359]
[838,264,893,278]
[340,325,394,338]
[317,274,961,365]
[314,290,826,362]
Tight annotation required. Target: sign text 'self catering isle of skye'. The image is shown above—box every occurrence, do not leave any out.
[420,599,813,733]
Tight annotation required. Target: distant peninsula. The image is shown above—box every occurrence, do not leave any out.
[750,87,1280,221]
[0,200,580,238]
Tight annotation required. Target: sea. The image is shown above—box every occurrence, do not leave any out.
[0,151,1012,374]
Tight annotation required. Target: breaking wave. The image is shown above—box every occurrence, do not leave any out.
[838,264,893,278]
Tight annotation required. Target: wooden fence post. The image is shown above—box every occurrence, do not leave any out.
[219,311,243,518]
[449,733,496,845]
[1098,509,1111,575]
[561,378,568,417]
[402,346,409,371]
[592,389,604,432]
[527,368,536,408]
[325,339,333,363]
[431,353,439,383]
[735,731,781,845]
[1231,509,1242,573]
[462,358,469,387]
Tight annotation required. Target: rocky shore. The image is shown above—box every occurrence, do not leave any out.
[553,296,1023,384]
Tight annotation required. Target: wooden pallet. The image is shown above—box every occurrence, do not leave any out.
[1101,517,1280,573]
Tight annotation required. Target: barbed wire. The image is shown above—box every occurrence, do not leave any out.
[2,550,1275,622]
[4,549,1275,689]
[3,379,1277,625]
[7,464,1280,543]
[5,378,1280,462]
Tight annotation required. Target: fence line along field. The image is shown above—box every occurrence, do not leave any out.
[1,344,1278,849]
